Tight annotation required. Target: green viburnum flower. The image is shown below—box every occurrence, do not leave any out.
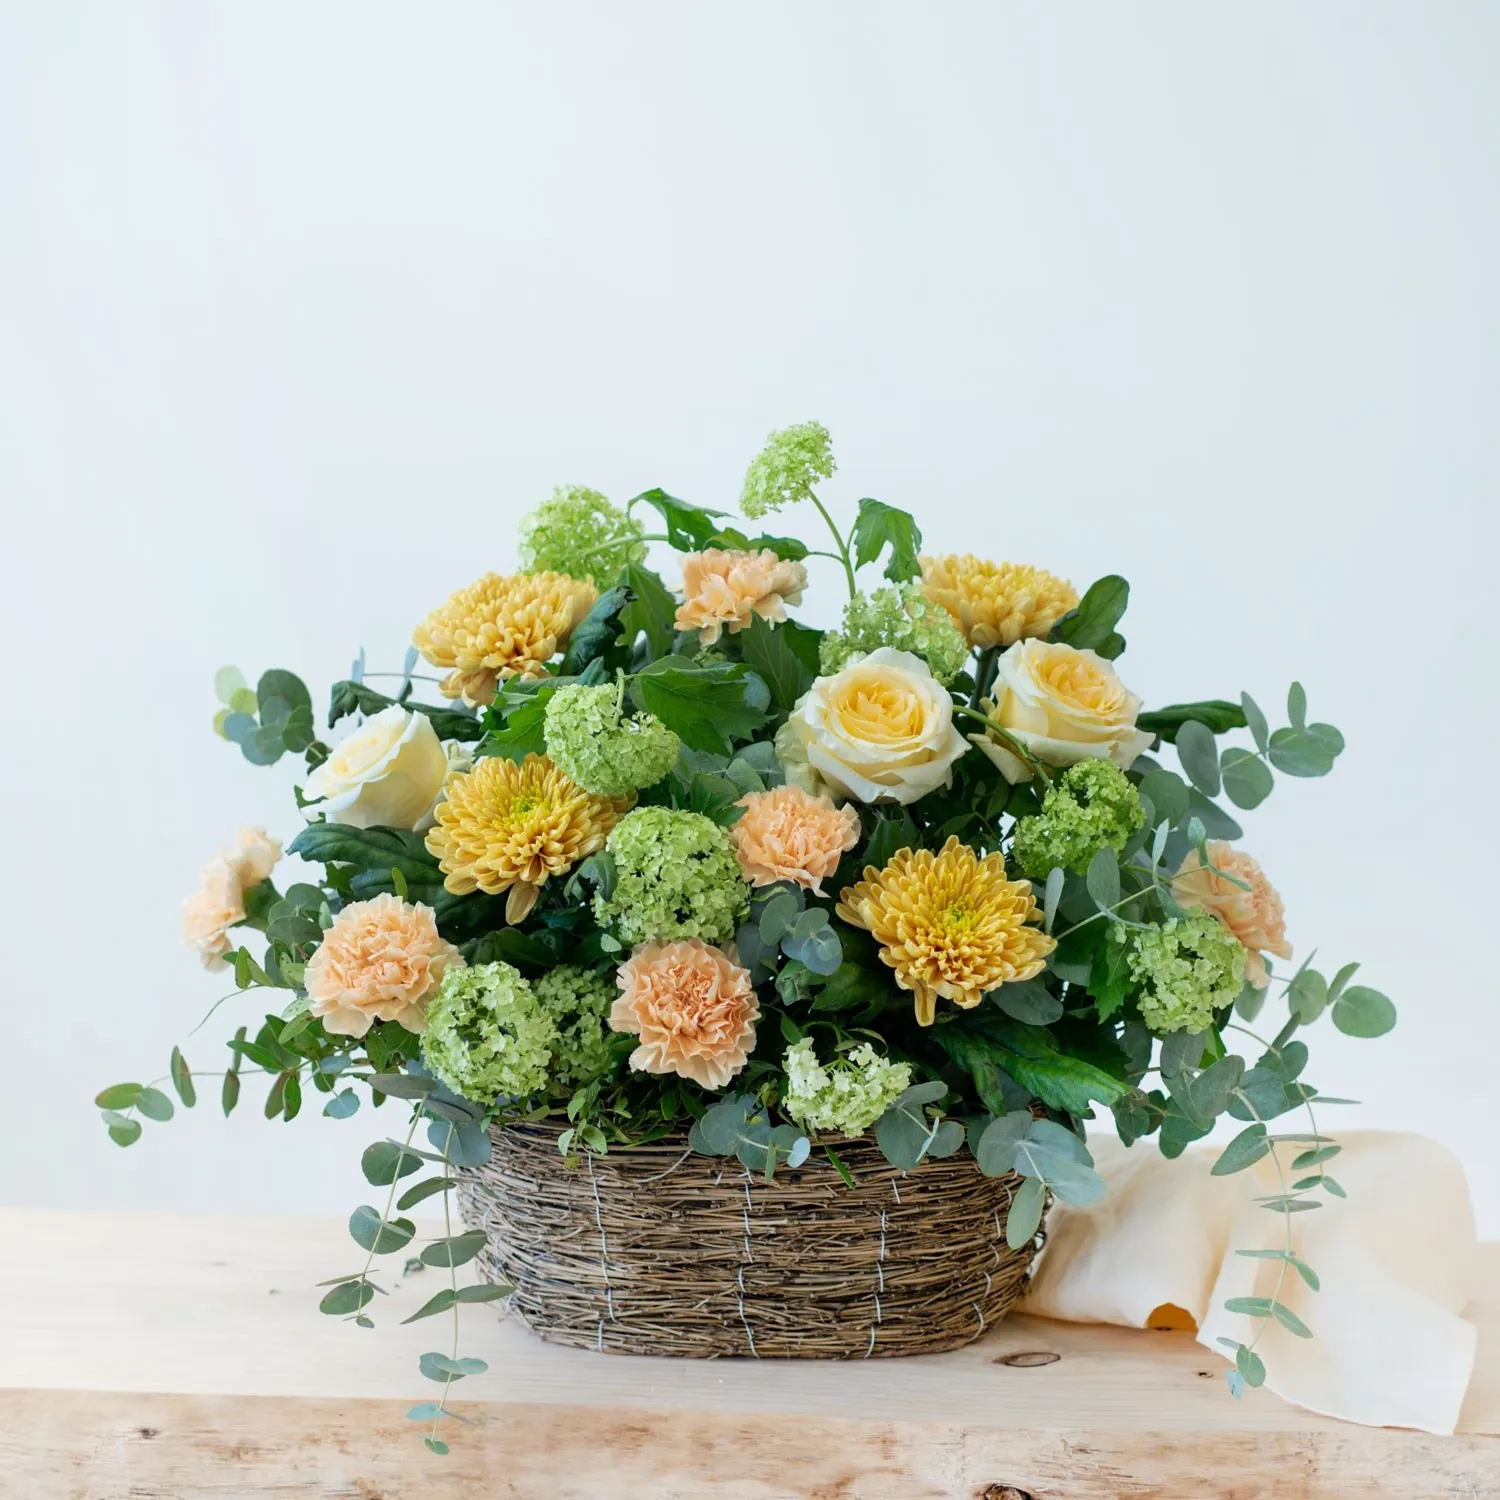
[1011,760,1145,880]
[740,421,836,519]
[1124,913,1246,1035]
[593,807,750,946]
[533,965,620,1087]
[819,583,969,685]
[543,682,681,797]
[518,484,647,583]
[782,1038,912,1137]
[420,962,557,1105]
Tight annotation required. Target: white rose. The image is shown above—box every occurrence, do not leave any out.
[973,638,1153,782]
[784,647,969,805]
[303,705,450,830]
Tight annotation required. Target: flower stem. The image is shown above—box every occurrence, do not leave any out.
[809,494,858,599]
[969,647,999,709]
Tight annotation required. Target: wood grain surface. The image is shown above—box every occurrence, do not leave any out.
[1,1208,1494,1498]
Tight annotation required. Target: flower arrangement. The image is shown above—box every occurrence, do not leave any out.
[100,423,1397,1449]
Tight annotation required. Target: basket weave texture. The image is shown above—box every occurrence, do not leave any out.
[457,1121,1043,1358]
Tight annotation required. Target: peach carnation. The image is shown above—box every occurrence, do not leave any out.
[180,827,283,971]
[674,548,808,645]
[1172,842,1292,989]
[610,940,760,1089]
[305,893,463,1038]
[728,784,861,895]
[413,570,598,706]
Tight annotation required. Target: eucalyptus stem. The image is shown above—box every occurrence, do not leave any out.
[354,1110,421,1311]
[430,1128,459,1451]
[808,494,858,599]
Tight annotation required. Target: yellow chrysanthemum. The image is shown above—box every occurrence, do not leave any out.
[425,754,631,923]
[918,554,1079,650]
[836,836,1055,1026]
[412,571,597,706]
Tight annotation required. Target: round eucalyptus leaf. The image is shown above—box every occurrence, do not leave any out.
[1331,984,1396,1038]
[1220,747,1273,810]
[1175,719,1222,796]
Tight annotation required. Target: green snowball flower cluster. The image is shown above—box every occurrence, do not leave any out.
[420,961,557,1106]
[543,682,681,796]
[593,807,750,946]
[819,583,970,685]
[518,484,647,582]
[739,421,836,519]
[782,1038,912,1136]
[533,965,620,1087]
[1011,760,1146,880]
[1124,913,1246,1035]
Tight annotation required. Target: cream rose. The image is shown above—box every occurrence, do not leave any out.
[783,647,969,805]
[973,639,1153,783]
[302,706,450,831]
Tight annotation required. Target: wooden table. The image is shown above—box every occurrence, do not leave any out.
[0,1207,1494,1498]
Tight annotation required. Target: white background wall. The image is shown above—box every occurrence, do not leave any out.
[3,3,1497,1232]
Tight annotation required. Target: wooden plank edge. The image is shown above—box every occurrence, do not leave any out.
[0,1389,1496,1500]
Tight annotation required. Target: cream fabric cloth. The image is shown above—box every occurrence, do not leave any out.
[1020,1131,1480,1433]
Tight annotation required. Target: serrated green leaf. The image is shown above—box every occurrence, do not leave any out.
[1048,575,1129,657]
[850,498,923,582]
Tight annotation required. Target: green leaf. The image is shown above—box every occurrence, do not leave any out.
[874,1082,950,1169]
[1287,681,1307,730]
[1139,769,1189,829]
[1175,720,1221,796]
[631,487,729,550]
[1006,1174,1046,1250]
[257,669,311,718]
[105,1114,142,1147]
[1327,961,1360,1004]
[739,615,820,713]
[397,1177,458,1211]
[780,907,842,976]
[990,979,1064,1026]
[630,657,771,755]
[135,1086,175,1123]
[1211,1124,1269,1176]
[420,1230,487,1268]
[618,563,678,659]
[402,1289,457,1324]
[973,1111,1032,1177]
[1223,1295,1273,1318]
[362,1141,426,1186]
[455,1283,515,1304]
[1085,846,1120,910]
[559,585,631,675]
[981,1019,1127,1115]
[1137,700,1248,742]
[850,497,923,582]
[1288,968,1328,1025]
[327,680,482,741]
[1048,575,1128,658]
[1236,1344,1267,1387]
[419,1352,489,1382]
[323,1089,359,1119]
[166,1048,196,1108]
[1267,726,1336,778]
[1292,1144,1341,1169]
[369,1073,436,1101]
[349,1206,416,1254]
[1271,1301,1313,1338]
[1220,747,1274,810]
[1241,692,1270,751]
[214,665,247,704]
[810,963,890,1013]
[1235,1248,1320,1290]
[319,1280,375,1316]
[94,1082,143,1111]
[425,1438,450,1456]
[1330,984,1396,1038]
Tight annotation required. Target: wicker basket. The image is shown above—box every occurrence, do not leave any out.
[456,1121,1043,1359]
